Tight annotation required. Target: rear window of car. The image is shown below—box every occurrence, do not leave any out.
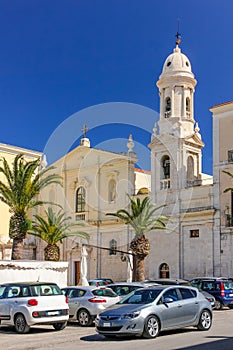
[92,288,117,297]
[31,284,62,296]
[222,281,233,290]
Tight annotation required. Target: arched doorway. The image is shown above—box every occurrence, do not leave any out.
[159,263,170,278]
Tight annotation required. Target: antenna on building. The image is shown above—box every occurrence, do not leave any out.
[175,18,181,46]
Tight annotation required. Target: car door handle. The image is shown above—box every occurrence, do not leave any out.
[177,304,182,307]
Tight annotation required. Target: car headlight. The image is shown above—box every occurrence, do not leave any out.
[120,311,140,319]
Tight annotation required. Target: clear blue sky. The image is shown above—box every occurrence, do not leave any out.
[0,0,232,174]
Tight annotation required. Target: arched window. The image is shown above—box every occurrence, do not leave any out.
[186,97,190,111]
[161,155,170,179]
[165,97,171,111]
[75,187,86,213]
[109,239,117,255]
[165,97,171,118]
[108,179,116,202]
[187,156,194,184]
[159,263,170,278]
[186,97,191,118]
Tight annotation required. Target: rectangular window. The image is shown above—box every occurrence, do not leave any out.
[190,229,199,238]
[228,150,233,163]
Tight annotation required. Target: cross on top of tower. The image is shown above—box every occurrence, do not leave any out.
[175,19,181,46]
[81,124,89,138]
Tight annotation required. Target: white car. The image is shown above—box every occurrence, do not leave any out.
[0,282,69,333]
[62,285,120,326]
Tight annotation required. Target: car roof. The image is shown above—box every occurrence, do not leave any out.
[148,278,190,285]
[62,285,111,291]
[190,277,228,280]
[107,282,147,286]
[0,282,58,287]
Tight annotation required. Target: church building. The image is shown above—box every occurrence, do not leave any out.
[2,39,232,283]
[38,40,220,283]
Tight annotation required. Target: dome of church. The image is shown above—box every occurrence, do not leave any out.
[161,45,192,76]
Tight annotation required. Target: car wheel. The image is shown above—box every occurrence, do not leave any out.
[77,309,92,326]
[53,322,67,330]
[14,313,30,334]
[215,300,223,310]
[197,309,212,331]
[142,315,160,339]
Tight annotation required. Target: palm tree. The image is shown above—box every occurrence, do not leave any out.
[0,153,62,260]
[29,207,89,261]
[107,195,169,281]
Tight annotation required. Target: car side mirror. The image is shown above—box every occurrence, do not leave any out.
[164,297,174,304]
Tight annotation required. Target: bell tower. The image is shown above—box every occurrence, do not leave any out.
[156,40,197,138]
[149,38,204,202]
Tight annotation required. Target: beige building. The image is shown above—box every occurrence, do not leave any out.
[2,43,233,282]
[38,42,220,283]
[38,136,151,284]
[210,101,233,276]
[0,142,42,260]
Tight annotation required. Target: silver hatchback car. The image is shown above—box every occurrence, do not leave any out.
[95,285,212,339]
[62,285,120,326]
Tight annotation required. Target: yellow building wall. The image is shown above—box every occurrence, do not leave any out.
[0,144,42,245]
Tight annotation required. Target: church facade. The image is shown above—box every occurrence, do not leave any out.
[2,42,233,283]
[38,42,223,283]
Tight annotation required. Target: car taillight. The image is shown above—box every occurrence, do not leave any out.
[88,297,106,303]
[65,296,69,304]
[220,282,225,297]
[28,299,38,306]
[32,311,39,317]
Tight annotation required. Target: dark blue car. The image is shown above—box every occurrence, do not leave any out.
[190,278,233,310]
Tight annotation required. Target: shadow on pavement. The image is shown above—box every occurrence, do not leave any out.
[173,336,233,350]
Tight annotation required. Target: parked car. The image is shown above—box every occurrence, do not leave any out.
[107,282,150,299]
[0,282,69,334]
[189,277,233,310]
[89,278,114,285]
[88,279,109,287]
[147,278,216,308]
[144,278,191,286]
[61,285,120,326]
[95,285,212,339]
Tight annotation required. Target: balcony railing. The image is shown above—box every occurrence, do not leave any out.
[160,179,170,190]
[164,111,171,118]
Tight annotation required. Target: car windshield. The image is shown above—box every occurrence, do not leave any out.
[119,289,161,304]
[0,286,6,298]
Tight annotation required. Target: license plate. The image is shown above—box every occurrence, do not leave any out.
[103,322,111,327]
[46,311,60,316]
